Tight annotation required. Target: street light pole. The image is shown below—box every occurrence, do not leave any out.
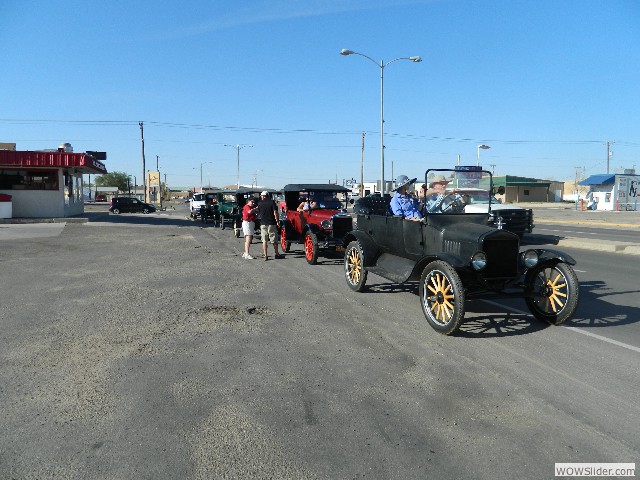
[477,144,490,166]
[194,161,212,192]
[341,49,422,194]
[224,144,253,189]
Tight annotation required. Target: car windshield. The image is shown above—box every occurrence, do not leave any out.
[452,190,491,204]
[309,191,342,209]
[193,193,205,201]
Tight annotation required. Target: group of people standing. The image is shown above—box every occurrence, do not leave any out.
[241,191,284,261]
[390,174,452,220]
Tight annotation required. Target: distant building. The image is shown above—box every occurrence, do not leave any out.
[579,172,639,211]
[0,146,107,218]
[486,176,556,203]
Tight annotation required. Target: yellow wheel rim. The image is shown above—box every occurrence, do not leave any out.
[535,268,568,314]
[425,271,455,324]
[347,248,362,285]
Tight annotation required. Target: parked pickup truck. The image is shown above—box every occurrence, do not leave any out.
[453,188,534,238]
[189,192,206,219]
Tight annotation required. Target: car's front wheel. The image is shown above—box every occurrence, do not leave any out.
[111,208,120,215]
[344,241,367,292]
[304,232,319,265]
[525,262,579,325]
[419,261,465,335]
[143,208,151,214]
[280,222,291,252]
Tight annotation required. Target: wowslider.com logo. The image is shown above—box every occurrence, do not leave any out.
[555,463,635,477]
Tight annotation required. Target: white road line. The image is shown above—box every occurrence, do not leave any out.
[482,300,640,354]
[562,327,640,353]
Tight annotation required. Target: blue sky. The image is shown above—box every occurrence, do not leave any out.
[1,0,639,190]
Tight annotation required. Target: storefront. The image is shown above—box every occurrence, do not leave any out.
[0,149,107,218]
[580,173,639,211]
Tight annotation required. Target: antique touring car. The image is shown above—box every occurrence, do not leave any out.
[343,168,579,335]
[280,184,353,264]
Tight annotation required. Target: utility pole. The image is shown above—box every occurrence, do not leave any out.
[156,155,162,209]
[139,122,146,203]
[224,144,253,189]
[606,141,615,174]
[360,132,365,197]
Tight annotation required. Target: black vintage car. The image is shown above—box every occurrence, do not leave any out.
[342,168,579,335]
[199,190,237,231]
[200,191,222,225]
[280,184,353,264]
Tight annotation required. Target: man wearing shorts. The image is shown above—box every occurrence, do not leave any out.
[256,191,284,261]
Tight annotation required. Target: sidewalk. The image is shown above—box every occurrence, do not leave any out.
[517,202,640,256]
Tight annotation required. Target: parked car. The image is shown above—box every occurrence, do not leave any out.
[280,184,352,264]
[109,197,156,214]
[95,194,107,202]
[199,190,239,232]
[343,168,579,335]
[189,192,207,219]
[454,188,534,237]
[199,191,223,226]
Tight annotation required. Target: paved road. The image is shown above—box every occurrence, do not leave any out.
[1,206,638,479]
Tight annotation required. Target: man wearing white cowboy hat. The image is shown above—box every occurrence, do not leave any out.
[424,174,451,212]
[390,174,423,220]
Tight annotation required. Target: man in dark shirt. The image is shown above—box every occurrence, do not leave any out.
[256,191,284,260]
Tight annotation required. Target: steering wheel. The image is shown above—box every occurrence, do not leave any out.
[431,193,466,213]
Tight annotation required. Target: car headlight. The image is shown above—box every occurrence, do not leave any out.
[321,219,332,230]
[522,250,539,268]
[471,251,487,271]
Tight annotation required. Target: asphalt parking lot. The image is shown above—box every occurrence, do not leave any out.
[1,203,639,479]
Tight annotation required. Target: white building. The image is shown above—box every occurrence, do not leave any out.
[579,172,639,211]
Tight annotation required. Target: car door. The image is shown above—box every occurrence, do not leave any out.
[130,199,143,213]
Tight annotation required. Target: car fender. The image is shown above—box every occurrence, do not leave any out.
[303,223,322,236]
[410,252,469,280]
[343,230,381,267]
[528,248,577,266]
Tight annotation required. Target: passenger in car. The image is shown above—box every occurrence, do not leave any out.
[390,175,422,221]
[297,195,318,213]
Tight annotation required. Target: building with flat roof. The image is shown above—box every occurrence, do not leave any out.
[0,147,107,218]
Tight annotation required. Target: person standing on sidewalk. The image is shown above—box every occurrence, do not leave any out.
[241,197,258,260]
[256,191,283,261]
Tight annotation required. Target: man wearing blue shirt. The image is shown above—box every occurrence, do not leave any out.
[390,175,423,220]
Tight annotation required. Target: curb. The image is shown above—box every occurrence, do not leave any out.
[535,218,640,229]
[555,238,640,256]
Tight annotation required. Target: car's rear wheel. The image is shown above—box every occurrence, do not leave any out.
[345,241,367,292]
[280,222,291,252]
[304,232,319,265]
[112,208,120,215]
[419,261,465,335]
[525,262,579,325]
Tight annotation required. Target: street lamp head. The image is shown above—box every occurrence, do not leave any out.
[409,56,422,62]
[340,49,354,56]
[478,144,491,150]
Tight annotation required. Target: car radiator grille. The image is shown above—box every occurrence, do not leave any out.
[482,236,519,277]
[332,216,353,238]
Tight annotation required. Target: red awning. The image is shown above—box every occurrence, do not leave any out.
[0,150,107,174]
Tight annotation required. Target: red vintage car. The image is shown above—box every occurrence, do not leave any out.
[279,184,353,264]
